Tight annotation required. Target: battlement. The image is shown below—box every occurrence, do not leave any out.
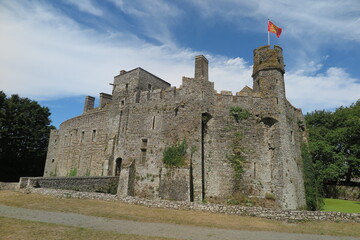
[138,86,184,103]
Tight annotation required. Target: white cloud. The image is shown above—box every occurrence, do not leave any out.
[0,0,359,115]
[64,0,103,16]
[286,67,360,113]
[108,0,183,45]
[188,0,360,42]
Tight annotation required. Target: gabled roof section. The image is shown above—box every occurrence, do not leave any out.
[236,85,253,96]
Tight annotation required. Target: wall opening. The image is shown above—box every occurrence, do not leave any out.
[115,158,122,176]
[201,112,212,201]
[141,139,148,164]
[152,116,156,129]
[81,131,85,143]
[253,162,256,178]
[92,130,97,142]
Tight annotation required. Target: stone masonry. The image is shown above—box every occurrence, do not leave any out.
[44,45,307,210]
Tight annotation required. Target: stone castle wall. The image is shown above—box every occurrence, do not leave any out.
[44,45,307,210]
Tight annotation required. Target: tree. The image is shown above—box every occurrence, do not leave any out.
[305,100,360,186]
[0,91,54,182]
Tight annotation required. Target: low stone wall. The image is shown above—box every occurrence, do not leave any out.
[24,188,360,223]
[19,176,119,194]
[0,182,19,190]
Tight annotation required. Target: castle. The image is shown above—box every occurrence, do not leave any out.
[44,45,307,210]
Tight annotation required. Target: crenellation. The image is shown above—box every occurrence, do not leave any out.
[45,45,307,210]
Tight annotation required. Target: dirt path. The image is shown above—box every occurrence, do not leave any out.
[0,205,358,240]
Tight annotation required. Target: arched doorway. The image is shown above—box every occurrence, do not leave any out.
[115,158,122,176]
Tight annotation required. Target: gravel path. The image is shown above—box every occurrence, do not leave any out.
[0,205,358,240]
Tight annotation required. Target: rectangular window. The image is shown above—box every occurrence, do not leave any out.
[141,149,147,163]
[142,139,148,148]
[148,84,152,90]
[92,130,96,142]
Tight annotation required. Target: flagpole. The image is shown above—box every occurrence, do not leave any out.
[267,19,270,46]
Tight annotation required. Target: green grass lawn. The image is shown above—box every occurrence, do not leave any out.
[323,198,360,213]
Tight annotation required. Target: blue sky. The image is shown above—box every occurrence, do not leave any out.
[1,0,360,128]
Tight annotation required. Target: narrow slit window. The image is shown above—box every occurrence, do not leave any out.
[92,129,97,142]
[81,131,85,143]
[253,162,256,178]
[152,116,156,129]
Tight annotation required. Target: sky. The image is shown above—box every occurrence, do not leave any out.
[1,0,360,128]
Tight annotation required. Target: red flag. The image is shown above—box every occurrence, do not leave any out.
[268,21,282,38]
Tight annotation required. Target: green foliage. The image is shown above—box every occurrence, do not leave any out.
[265,193,276,201]
[301,144,323,210]
[227,132,246,179]
[68,168,77,177]
[0,91,54,181]
[162,139,187,167]
[85,169,91,176]
[229,107,251,122]
[106,182,118,194]
[226,193,255,207]
[305,100,360,185]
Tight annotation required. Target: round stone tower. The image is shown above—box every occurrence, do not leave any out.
[252,45,286,101]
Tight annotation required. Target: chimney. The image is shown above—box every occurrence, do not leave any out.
[99,93,112,108]
[83,96,95,113]
[195,55,208,81]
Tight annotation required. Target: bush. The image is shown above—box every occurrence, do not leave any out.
[265,192,276,201]
[163,139,187,167]
[229,107,250,122]
[302,144,323,210]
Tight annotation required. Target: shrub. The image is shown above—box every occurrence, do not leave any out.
[163,139,187,167]
[265,192,276,201]
[302,144,323,210]
[229,107,251,122]
[68,168,77,177]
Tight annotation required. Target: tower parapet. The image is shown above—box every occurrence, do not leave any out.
[252,45,284,77]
